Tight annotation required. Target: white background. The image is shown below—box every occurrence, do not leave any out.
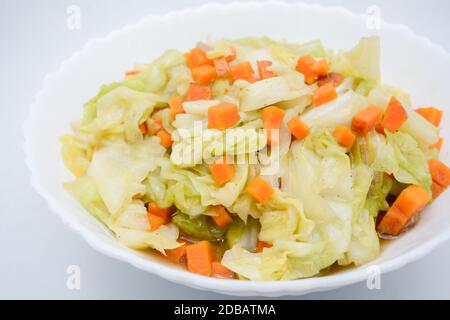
[1,0,450,299]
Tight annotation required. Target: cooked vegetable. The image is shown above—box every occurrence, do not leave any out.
[62,36,450,281]
[186,241,214,276]
[148,202,172,220]
[165,242,187,264]
[185,83,211,101]
[211,205,233,228]
[257,60,276,80]
[191,65,218,85]
[213,57,230,77]
[296,55,328,84]
[428,159,450,198]
[431,137,444,151]
[212,261,235,278]
[263,106,285,145]
[256,241,272,253]
[312,82,337,106]
[125,69,142,78]
[287,116,309,140]
[230,61,255,82]
[333,126,356,149]
[246,177,273,204]
[209,157,236,186]
[172,212,224,240]
[381,97,408,132]
[156,129,172,148]
[185,48,213,69]
[415,107,443,127]
[351,105,383,134]
[377,185,431,235]
[317,72,344,87]
[168,96,185,117]
[207,102,240,130]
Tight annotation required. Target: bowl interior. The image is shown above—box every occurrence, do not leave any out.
[25,2,450,296]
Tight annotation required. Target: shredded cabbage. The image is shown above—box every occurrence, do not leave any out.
[61,35,444,281]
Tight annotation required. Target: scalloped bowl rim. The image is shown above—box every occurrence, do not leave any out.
[23,1,450,296]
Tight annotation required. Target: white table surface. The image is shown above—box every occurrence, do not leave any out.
[1,0,450,299]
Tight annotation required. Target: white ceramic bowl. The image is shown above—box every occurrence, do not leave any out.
[24,1,450,296]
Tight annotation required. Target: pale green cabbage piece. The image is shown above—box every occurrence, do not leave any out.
[60,135,92,177]
[331,36,380,84]
[65,177,180,252]
[76,86,163,145]
[88,137,165,216]
[64,176,111,226]
[145,161,248,216]
[112,224,180,252]
[365,130,432,194]
[302,90,368,129]
[239,76,305,111]
[170,127,266,166]
[385,131,432,193]
[338,164,380,266]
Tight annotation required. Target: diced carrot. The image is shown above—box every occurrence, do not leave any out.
[381,97,408,132]
[415,107,443,127]
[351,105,384,134]
[191,65,218,85]
[147,213,165,231]
[376,204,408,236]
[225,46,237,62]
[185,83,211,101]
[317,72,344,87]
[287,116,310,140]
[209,157,236,186]
[246,177,273,204]
[125,69,142,78]
[138,122,148,135]
[186,241,214,276]
[256,241,272,253]
[207,102,240,130]
[211,205,233,228]
[310,59,329,76]
[296,55,328,84]
[377,185,431,235]
[333,126,356,149]
[262,106,285,145]
[213,57,230,77]
[312,82,337,106]
[262,106,285,130]
[156,129,172,148]
[212,261,235,279]
[257,60,276,80]
[168,96,185,117]
[394,185,431,216]
[428,159,450,188]
[185,48,213,69]
[431,137,444,151]
[148,202,172,222]
[165,242,187,264]
[296,55,317,84]
[229,61,255,82]
[431,181,446,199]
